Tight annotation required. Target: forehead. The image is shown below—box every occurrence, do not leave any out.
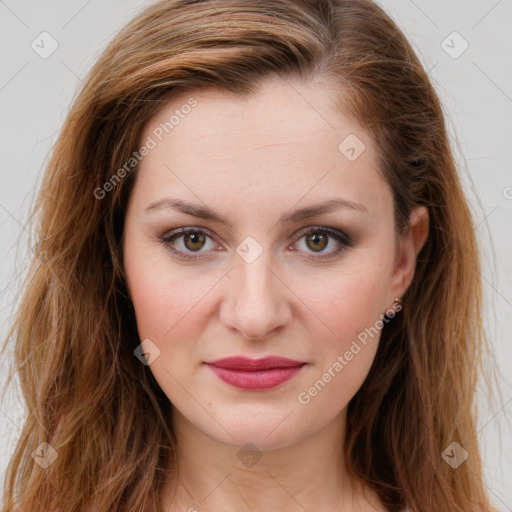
[132,76,389,220]
[143,76,351,153]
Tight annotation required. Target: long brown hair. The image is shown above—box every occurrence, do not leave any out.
[1,0,499,510]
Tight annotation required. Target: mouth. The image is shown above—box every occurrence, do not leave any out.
[205,356,307,390]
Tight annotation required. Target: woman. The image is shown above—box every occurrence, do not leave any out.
[1,0,498,510]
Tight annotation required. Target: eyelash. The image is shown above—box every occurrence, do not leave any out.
[158,226,353,262]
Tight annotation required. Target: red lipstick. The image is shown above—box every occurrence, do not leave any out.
[205,356,306,390]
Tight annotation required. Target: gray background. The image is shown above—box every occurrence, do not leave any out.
[1,0,511,509]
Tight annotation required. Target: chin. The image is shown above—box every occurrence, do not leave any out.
[184,408,308,451]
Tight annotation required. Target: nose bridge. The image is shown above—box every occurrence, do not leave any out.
[221,241,290,339]
[236,248,275,300]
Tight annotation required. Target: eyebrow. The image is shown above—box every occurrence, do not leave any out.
[145,197,369,227]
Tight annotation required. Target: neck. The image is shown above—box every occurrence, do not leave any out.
[159,407,385,512]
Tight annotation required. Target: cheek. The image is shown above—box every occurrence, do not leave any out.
[123,236,218,350]
[291,257,391,404]
[122,228,171,335]
[297,259,390,346]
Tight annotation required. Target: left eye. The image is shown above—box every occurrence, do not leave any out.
[159,226,352,261]
[294,227,351,258]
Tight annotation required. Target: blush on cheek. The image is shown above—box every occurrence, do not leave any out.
[297,273,387,351]
[126,264,211,350]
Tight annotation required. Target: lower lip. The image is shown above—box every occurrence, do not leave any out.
[206,364,306,390]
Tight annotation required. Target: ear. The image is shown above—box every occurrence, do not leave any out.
[387,205,429,305]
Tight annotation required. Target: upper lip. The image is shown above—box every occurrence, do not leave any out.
[206,357,306,371]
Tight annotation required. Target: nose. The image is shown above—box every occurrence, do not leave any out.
[219,250,292,341]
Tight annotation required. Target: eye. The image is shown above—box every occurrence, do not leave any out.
[159,227,219,261]
[159,226,353,261]
[292,226,353,260]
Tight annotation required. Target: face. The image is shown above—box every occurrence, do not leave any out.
[122,76,420,450]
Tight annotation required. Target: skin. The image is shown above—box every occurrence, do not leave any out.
[122,75,429,512]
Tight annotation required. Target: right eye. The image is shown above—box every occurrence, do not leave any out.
[159,227,220,261]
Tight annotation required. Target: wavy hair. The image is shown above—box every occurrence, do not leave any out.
[1,0,498,510]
